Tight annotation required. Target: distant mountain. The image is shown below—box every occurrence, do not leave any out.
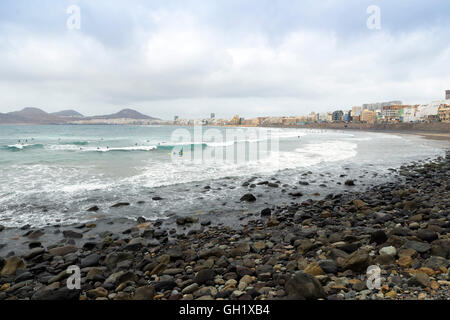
[0,107,65,124]
[0,107,160,124]
[51,110,84,118]
[91,108,159,120]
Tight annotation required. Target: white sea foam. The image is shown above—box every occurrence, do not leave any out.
[295,141,358,163]
[47,145,157,152]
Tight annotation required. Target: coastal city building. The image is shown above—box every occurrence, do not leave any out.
[170,90,449,127]
[361,109,377,124]
[362,101,402,111]
[318,113,327,122]
[326,112,333,122]
[307,112,318,122]
[446,90,450,100]
[381,105,404,122]
[351,106,362,117]
[438,105,450,122]
[332,110,344,122]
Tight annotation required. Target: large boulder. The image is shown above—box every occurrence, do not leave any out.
[342,249,371,272]
[0,256,26,276]
[194,269,215,284]
[240,194,257,202]
[285,271,326,300]
[133,286,155,300]
[48,245,78,257]
[31,288,80,300]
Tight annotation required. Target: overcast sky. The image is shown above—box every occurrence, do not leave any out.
[0,0,449,119]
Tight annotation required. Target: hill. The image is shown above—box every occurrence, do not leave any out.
[0,107,160,124]
[91,108,159,120]
[51,110,84,118]
[0,108,66,124]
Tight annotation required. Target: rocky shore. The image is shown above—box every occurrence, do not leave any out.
[0,151,449,301]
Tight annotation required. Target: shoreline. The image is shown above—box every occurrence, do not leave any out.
[0,150,449,300]
[2,122,450,142]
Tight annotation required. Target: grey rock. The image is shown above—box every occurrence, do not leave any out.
[194,269,215,284]
[32,288,80,300]
[405,240,431,253]
[80,253,101,268]
[285,271,326,300]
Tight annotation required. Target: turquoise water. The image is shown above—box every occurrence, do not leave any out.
[0,125,447,228]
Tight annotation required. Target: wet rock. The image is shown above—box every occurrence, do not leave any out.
[87,206,100,212]
[240,194,257,202]
[15,271,33,282]
[105,252,134,270]
[430,240,450,258]
[153,281,177,291]
[182,283,199,294]
[124,238,145,251]
[404,200,419,212]
[370,230,387,245]
[105,271,137,285]
[236,266,254,277]
[405,241,431,254]
[87,268,105,281]
[345,180,355,186]
[83,242,98,250]
[318,260,338,274]
[63,230,83,239]
[194,269,215,284]
[133,286,155,300]
[303,262,325,276]
[136,217,147,224]
[27,230,45,239]
[375,254,395,265]
[285,271,326,300]
[407,272,430,288]
[81,253,101,268]
[111,202,130,208]
[49,245,78,257]
[342,249,371,272]
[87,287,108,299]
[261,208,272,216]
[32,288,81,300]
[423,256,449,270]
[1,256,26,276]
[29,241,42,249]
[230,243,250,257]
[198,247,225,259]
[23,248,45,260]
[289,192,303,197]
[417,230,438,243]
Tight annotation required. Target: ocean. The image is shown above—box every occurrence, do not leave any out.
[0,124,448,228]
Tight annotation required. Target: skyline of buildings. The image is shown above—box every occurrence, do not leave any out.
[171,91,450,126]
